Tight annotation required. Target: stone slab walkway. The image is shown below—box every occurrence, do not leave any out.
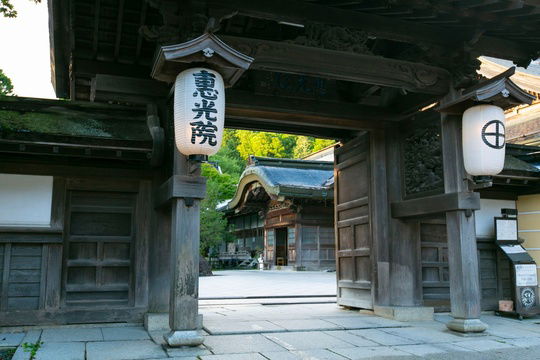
[199,270,337,298]
[2,303,540,359]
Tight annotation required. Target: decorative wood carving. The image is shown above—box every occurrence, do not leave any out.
[403,126,444,197]
[221,35,450,95]
[207,0,535,66]
[288,23,371,55]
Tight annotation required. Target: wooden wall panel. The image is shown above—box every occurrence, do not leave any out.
[6,244,43,311]
[63,190,136,308]
[420,221,509,311]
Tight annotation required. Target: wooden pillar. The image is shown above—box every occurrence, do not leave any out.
[440,114,488,333]
[385,127,422,307]
[370,130,391,306]
[164,150,205,346]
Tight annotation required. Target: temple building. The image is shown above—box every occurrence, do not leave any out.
[221,156,335,271]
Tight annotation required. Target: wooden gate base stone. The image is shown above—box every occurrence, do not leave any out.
[145,313,203,332]
[446,318,488,333]
[164,330,204,347]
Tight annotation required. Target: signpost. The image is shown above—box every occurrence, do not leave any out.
[495,209,539,319]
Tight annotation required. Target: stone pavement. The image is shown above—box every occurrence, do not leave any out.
[2,303,540,360]
[199,270,337,298]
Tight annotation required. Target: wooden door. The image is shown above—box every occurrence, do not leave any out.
[334,135,373,309]
[275,228,288,265]
[62,190,136,307]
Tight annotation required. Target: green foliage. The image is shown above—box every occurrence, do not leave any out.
[0,69,14,96]
[199,163,237,256]
[236,131,297,159]
[1,0,40,18]
[208,129,244,181]
[22,341,43,360]
[0,348,16,360]
[293,136,335,158]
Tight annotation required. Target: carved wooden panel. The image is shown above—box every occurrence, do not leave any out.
[402,121,444,198]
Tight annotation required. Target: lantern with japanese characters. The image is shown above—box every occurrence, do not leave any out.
[462,104,506,176]
[174,67,225,156]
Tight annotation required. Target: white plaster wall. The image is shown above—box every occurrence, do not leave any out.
[0,174,53,226]
[475,198,516,238]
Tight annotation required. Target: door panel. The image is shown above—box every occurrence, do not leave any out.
[275,228,288,265]
[334,135,373,309]
[63,191,135,307]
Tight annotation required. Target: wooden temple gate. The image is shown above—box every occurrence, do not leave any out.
[1,0,539,344]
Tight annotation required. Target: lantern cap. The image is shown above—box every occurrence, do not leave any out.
[438,67,536,114]
[151,33,254,87]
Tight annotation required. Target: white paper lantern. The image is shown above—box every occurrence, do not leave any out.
[174,67,225,156]
[462,104,506,176]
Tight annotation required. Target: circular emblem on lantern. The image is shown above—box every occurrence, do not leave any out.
[481,120,505,149]
[521,287,536,308]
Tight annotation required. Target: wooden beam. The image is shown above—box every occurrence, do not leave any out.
[114,0,125,60]
[391,192,481,219]
[86,75,399,131]
[221,35,450,95]
[74,58,152,78]
[209,0,534,64]
[90,74,170,103]
[155,175,207,208]
[226,90,399,131]
[48,0,72,99]
[135,1,148,63]
[224,118,353,139]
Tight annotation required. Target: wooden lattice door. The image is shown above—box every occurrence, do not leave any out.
[62,190,135,307]
[334,135,373,309]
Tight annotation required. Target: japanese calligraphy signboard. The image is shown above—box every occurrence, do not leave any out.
[174,68,225,156]
[515,264,538,287]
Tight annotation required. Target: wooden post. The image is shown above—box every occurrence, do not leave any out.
[440,114,488,333]
[370,130,391,307]
[164,150,205,346]
[385,127,422,307]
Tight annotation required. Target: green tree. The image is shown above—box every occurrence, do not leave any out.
[236,131,296,159]
[293,136,335,158]
[1,0,40,18]
[312,138,336,153]
[208,129,244,181]
[199,163,237,256]
[0,69,13,96]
